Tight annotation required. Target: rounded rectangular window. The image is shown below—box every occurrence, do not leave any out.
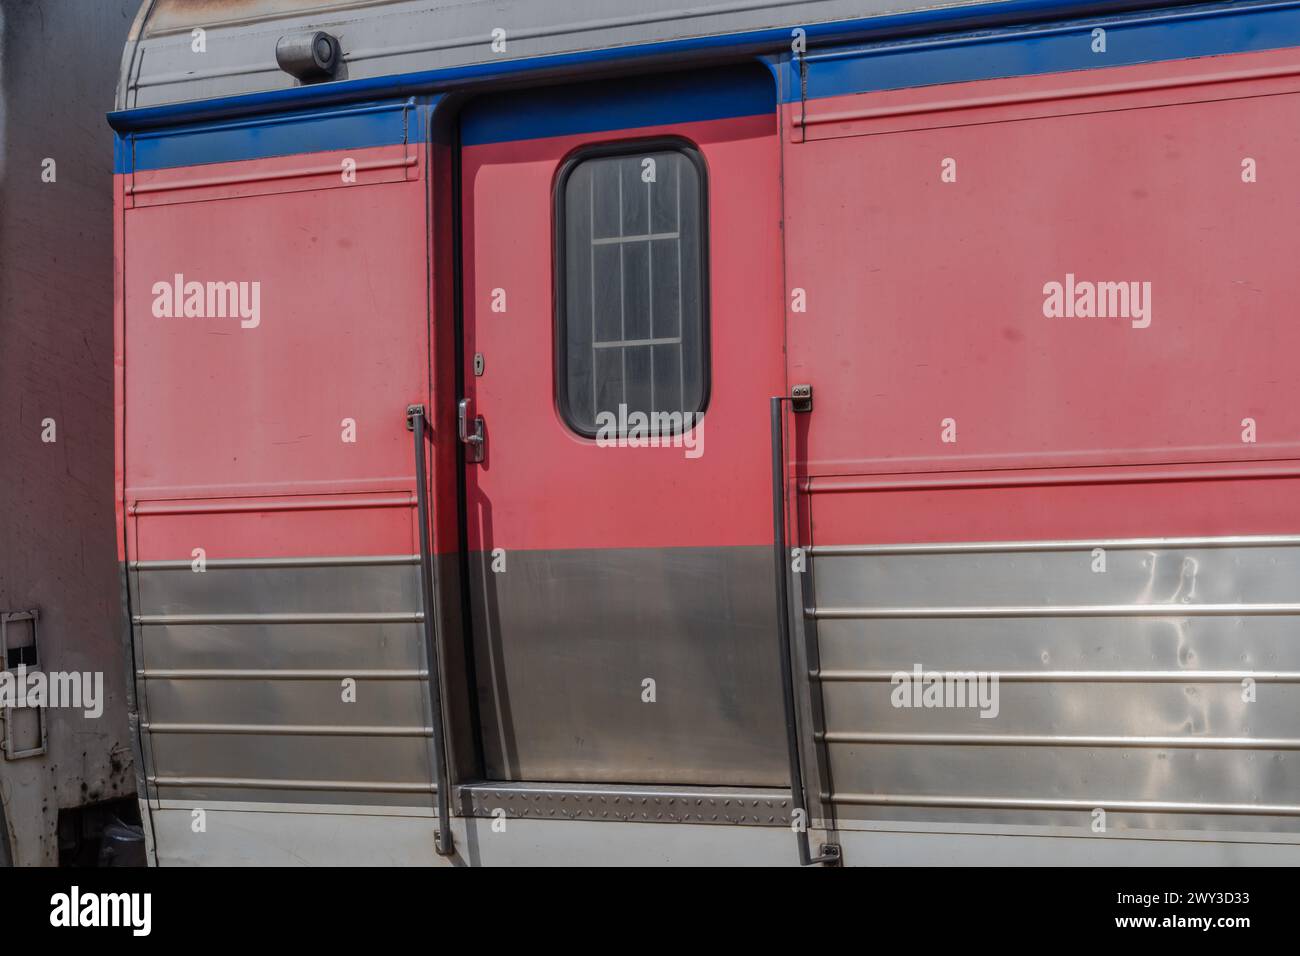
[556,140,709,436]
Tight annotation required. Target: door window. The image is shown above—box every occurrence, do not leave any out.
[556,141,709,436]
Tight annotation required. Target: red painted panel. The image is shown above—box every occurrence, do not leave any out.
[461,112,785,552]
[791,46,1300,143]
[784,51,1300,482]
[809,468,1300,546]
[119,144,431,560]
[128,143,416,208]
[132,494,416,561]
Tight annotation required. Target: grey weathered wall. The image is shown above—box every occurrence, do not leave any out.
[0,0,143,865]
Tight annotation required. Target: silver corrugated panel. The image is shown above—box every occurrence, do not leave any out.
[119,0,1014,109]
[131,558,441,807]
[806,537,1300,833]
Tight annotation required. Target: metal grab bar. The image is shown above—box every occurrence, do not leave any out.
[769,392,839,867]
[408,404,454,856]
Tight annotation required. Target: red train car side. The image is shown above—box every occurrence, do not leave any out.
[110,0,1300,865]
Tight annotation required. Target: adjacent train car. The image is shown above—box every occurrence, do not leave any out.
[112,0,1300,865]
[0,0,142,867]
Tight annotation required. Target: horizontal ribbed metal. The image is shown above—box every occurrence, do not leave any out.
[131,493,414,516]
[811,535,1300,832]
[149,775,435,793]
[813,669,1300,682]
[137,668,429,680]
[820,731,1300,749]
[143,722,433,736]
[132,554,419,570]
[830,792,1300,816]
[133,612,423,625]
[803,461,1300,494]
[808,603,1300,619]
[809,535,1300,555]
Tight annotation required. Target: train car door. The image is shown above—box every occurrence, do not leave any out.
[458,65,788,785]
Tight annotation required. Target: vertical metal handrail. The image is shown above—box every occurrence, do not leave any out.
[408,404,454,856]
[771,395,839,866]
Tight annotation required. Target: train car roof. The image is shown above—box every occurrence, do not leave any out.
[114,0,1180,123]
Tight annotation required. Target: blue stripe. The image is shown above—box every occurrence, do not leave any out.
[113,133,133,175]
[120,99,416,173]
[790,0,1300,100]
[106,0,1203,133]
[460,67,774,146]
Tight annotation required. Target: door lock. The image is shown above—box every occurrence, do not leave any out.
[458,398,485,463]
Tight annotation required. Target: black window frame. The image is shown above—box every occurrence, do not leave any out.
[552,136,711,439]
